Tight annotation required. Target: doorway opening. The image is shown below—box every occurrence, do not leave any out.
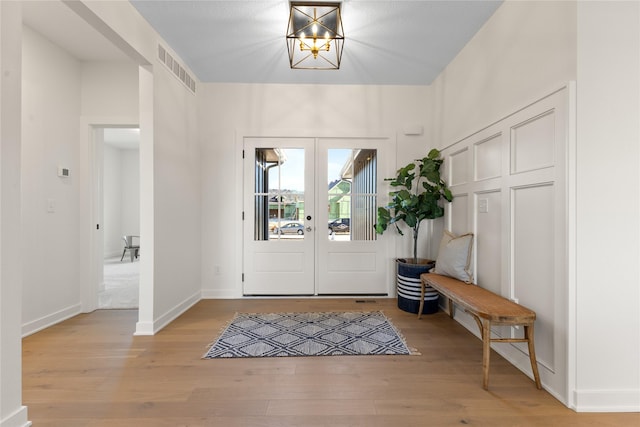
[97,127,141,309]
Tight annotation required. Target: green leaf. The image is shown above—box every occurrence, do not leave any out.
[396,189,411,201]
[443,188,453,202]
[405,212,417,228]
[427,148,440,159]
[425,170,440,184]
[377,207,391,221]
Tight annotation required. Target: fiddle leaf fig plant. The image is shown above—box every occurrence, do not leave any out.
[375,148,453,262]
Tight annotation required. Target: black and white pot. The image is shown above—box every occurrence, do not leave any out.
[396,258,439,315]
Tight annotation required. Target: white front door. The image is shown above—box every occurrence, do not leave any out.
[243,136,392,295]
[243,138,315,295]
[316,138,390,294]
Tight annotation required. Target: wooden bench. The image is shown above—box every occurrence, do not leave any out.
[418,273,542,391]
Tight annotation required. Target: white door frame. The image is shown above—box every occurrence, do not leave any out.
[236,130,396,297]
[79,118,139,314]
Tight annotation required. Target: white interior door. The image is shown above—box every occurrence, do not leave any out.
[243,136,392,295]
[243,138,315,295]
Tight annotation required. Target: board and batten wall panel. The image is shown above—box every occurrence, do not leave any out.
[475,190,501,296]
[512,184,555,369]
[440,87,570,404]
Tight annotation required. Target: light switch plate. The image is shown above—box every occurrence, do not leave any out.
[478,198,489,213]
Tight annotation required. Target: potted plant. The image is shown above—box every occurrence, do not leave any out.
[375,148,452,314]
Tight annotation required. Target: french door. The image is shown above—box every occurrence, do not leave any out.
[243,138,315,294]
[243,136,391,295]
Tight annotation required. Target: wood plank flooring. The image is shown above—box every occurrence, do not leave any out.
[23,299,639,426]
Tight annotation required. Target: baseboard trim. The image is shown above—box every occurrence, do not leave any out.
[134,320,154,336]
[573,389,640,412]
[134,291,201,336]
[21,303,82,337]
[201,289,239,299]
[0,405,31,427]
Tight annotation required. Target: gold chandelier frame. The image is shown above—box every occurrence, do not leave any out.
[286,2,344,70]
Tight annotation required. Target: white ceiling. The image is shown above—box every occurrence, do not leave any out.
[22,1,502,86]
[130,0,502,85]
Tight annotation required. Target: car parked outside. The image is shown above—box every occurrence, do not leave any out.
[274,222,305,235]
[328,218,350,233]
[269,218,297,233]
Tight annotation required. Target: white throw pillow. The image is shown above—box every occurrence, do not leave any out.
[433,230,474,283]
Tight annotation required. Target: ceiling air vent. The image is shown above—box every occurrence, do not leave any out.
[157,44,196,94]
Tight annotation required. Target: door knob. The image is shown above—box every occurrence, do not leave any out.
[306,226,312,232]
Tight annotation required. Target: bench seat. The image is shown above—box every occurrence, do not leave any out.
[419,273,542,390]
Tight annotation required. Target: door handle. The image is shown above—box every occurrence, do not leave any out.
[306,226,312,232]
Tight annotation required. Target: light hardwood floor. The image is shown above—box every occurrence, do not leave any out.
[23,299,639,426]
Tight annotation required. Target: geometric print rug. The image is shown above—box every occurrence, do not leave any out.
[203,311,415,359]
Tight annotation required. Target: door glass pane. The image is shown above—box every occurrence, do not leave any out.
[327,148,377,241]
[254,148,305,241]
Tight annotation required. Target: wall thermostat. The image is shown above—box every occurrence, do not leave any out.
[58,166,70,178]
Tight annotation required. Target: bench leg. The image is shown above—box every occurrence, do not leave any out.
[525,323,542,389]
[447,297,454,318]
[417,280,426,319]
[482,320,492,390]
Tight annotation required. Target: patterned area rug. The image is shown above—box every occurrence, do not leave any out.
[203,311,414,358]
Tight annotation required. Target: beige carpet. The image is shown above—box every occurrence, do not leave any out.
[99,255,139,309]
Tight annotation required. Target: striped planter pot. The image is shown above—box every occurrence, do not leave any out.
[396,258,438,315]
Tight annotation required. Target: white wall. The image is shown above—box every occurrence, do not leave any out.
[440,87,572,403]
[77,59,139,314]
[120,148,140,237]
[141,64,201,331]
[575,1,640,412]
[21,21,140,334]
[103,144,122,256]
[103,144,139,257]
[430,0,639,412]
[21,24,82,334]
[430,1,577,146]
[429,0,578,405]
[198,83,431,298]
[0,3,30,426]
[80,62,139,118]
[78,1,203,333]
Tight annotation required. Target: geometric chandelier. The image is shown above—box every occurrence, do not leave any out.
[286,2,344,70]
